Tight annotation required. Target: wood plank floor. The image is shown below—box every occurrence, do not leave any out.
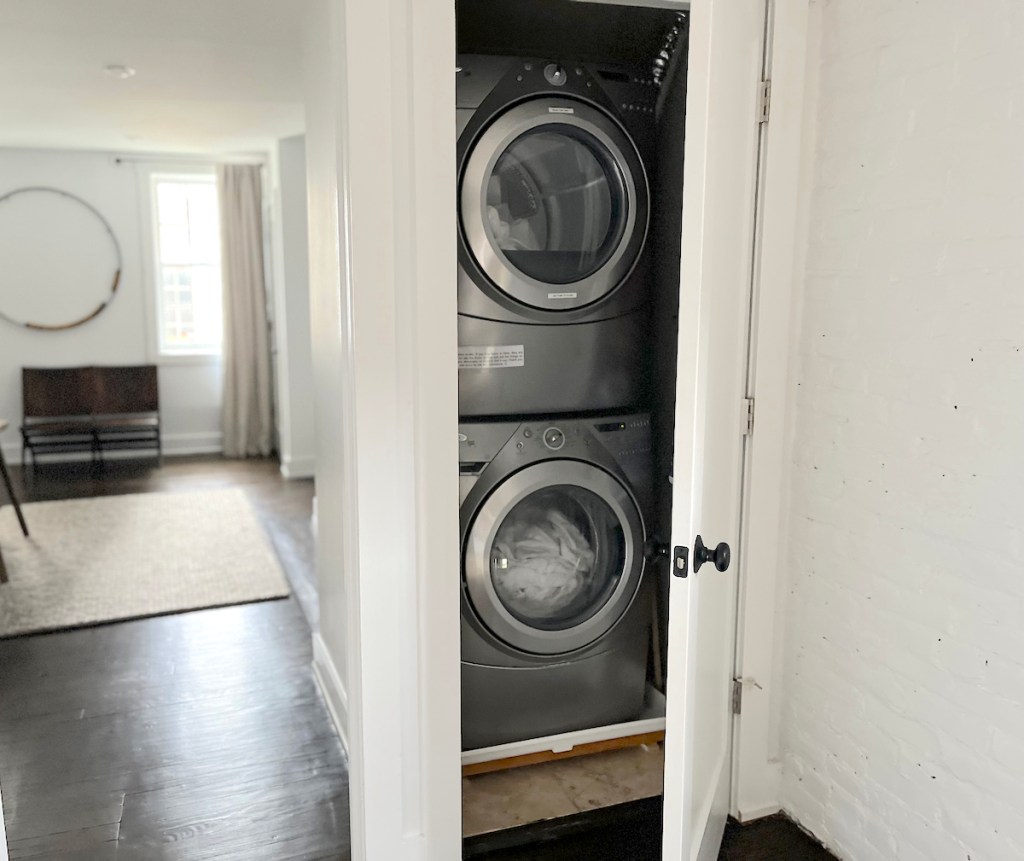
[0,455,835,860]
[466,803,837,861]
[1,457,348,860]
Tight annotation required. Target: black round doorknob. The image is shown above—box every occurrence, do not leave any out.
[693,535,731,573]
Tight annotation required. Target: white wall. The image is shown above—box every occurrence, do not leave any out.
[779,2,1024,859]
[0,148,222,461]
[303,0,352,735]
[269,134,316,479]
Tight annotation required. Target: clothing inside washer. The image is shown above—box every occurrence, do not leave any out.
[490,486,625,630]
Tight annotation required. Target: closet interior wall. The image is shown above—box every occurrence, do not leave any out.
[647,23,689,689]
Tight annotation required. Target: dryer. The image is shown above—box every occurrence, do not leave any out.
[457,55,658,417]
[460,413,653,750]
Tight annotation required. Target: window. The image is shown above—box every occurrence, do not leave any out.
[151,175,223,356]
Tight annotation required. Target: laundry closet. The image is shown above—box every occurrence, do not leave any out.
[306,0,805,855]
[454,0,695,848]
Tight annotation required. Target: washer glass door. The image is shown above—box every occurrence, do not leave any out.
[461,98,649,312]
[464,460,644,655]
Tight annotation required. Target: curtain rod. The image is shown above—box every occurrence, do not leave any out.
[111,153,267,166]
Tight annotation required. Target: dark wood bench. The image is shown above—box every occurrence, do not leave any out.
[21,366,161,468]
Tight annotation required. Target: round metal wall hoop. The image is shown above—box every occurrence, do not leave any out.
[0,186,123,331]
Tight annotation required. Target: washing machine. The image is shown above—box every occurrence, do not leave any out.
[457,55,658,417]
[460,413,653,750]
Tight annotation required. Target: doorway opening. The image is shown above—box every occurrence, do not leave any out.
[455,0,697,852]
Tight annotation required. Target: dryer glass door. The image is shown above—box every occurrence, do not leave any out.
[486,129,625,284]
[461,98,649,312]
[464,460,644,655]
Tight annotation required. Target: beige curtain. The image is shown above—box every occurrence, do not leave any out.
[218,164,272,458]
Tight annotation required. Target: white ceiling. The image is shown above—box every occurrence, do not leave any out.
[0,0,312,155]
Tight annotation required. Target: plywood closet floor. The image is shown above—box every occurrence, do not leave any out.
[463,743,664,837]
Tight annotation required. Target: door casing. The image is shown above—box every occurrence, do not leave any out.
[313,0,813,858]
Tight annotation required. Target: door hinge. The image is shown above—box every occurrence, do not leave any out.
[757,79,771,123]
[732,678,743,715]
[743,397,755,436]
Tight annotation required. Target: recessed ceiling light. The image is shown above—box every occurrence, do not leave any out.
[104,64,136,80]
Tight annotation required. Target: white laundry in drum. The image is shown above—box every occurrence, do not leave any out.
[492,506,597,621]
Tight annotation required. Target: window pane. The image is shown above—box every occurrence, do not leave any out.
[161,265,196,348]
[190,265,223,349]
[188,185,220,264]
[156,182,189,227]
[159,224,191,264]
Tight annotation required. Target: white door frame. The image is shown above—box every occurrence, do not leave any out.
[730,0,814,823]
[311,0,462,859]
[316,0,812,858]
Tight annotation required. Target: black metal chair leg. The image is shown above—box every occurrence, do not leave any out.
[0,447,29,537]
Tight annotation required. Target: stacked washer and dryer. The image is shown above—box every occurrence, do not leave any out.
[456,54,662,749]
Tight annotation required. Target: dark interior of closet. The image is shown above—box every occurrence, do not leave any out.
[457,0,689,851]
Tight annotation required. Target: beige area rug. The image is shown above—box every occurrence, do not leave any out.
[0,489,289,638]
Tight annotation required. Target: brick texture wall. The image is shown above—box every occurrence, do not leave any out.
[778,2,1024,859]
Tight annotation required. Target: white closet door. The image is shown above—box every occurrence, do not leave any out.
[660,1,769,859]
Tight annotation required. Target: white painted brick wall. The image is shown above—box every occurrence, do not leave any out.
[779,2,1024,859]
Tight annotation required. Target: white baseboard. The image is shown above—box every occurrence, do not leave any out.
[280,454,315,480]
[735,803,783,823]
[312,632,350,754]
[1,431,222,465]
[162,431,224,456]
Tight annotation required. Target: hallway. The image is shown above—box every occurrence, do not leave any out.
[0,458,831,860]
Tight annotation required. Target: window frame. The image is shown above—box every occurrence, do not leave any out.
[139,164,223,364]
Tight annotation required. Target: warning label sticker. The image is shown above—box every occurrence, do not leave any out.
[458,345,525,370]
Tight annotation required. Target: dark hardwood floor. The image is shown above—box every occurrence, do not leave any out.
[1,455,835,861]
[465,798,837,861]
[720,815,836,861]
[1,456,348,860]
